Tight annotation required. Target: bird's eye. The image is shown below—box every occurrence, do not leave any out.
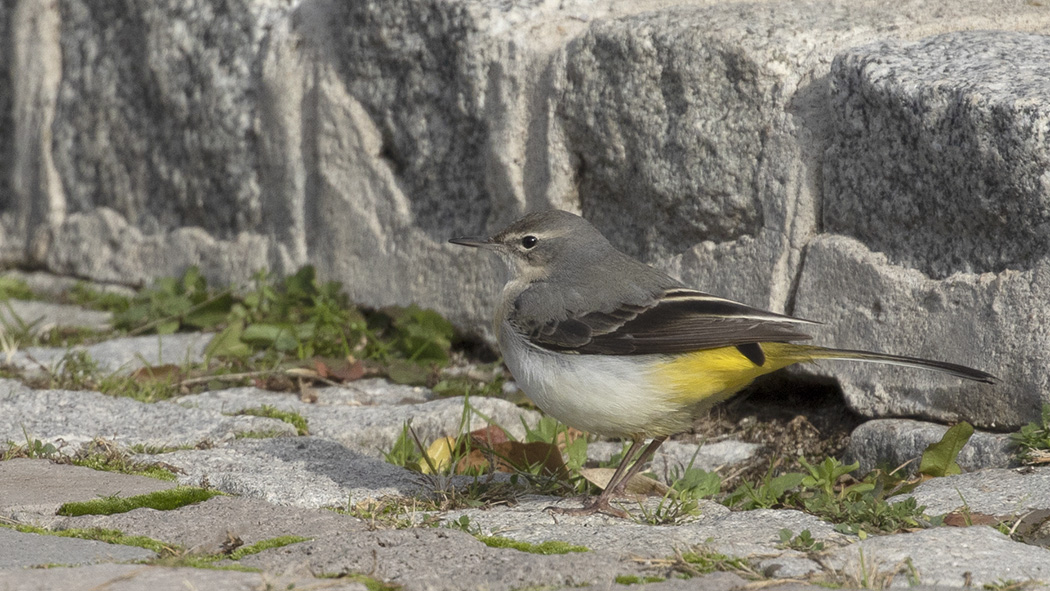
[521,235,538,249]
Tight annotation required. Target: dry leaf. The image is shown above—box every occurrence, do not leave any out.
[130,364,181,383]
[330,359,365,382]
[455,449,492,475]
[469,425,510,447]
[579,467,672,497]
[942,512,1000,527]
[420,436,457,474]
[488,441,569,479]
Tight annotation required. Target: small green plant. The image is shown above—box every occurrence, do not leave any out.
[670,466,722,501]
[445,514,482,535]
[383,421,427,470]
[919,422,973,477]
[66,282,132,312]
[724,465,806,510]
[1011,404,1050,466]
[234,405,308,436]
[777,528,825,552]
[674,547,754,578]
[632,492,701,526]
[57,487,221,517]
[114,267,233,335]
[3,426,59,460]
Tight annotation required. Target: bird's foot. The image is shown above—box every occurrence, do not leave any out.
[545,496,628,519]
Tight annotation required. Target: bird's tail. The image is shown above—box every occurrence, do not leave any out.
[768,343,998,384]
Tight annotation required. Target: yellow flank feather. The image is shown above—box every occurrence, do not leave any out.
[654,343,815,406]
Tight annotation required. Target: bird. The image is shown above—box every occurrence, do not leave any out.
[450,209,997,517]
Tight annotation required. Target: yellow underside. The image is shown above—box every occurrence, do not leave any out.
[653,343,813,407]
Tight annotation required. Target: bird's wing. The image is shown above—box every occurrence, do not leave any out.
[516,288,819,355]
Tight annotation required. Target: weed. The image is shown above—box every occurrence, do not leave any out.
[3,437,179,481]
[724,464,805,510]
[233,405,308,435]
[631,493,701,526]
[669,466,721,501]
[2,427,59,460]
[342,496,439,530]
[1011,404,1050,466]
[57,487,221,516]
[673,547,755,578]
[777,528,825,552]
[66,282,132,313]
[919,422,973,477]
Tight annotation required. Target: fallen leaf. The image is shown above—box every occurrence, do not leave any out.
[469,425,510,447]
[579,467,672,497]
[330,359,365,382]
[942,512,999,527]
[419,436,457,474]
[130,364,182,383]
[455,449,492,475]
[487,441,569,479]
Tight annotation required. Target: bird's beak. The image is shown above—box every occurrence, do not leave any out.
[448,236,493,248]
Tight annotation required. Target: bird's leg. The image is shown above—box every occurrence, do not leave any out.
[547,436,668,518]
[607,435,667,495]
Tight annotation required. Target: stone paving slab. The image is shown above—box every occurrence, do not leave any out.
[0,528,155,568]
[178,389,542,458]
[439,497,845,560]
[903,466,1050,516]
[589,439,762,477]
[0,459,175,525]
[821,526,1050,587]
[12,333,211,374]
[847,419,1017,474]
[0,299,111,333]
[147,437,426,506]
[52,495,366,554]
[0,379,297,450]
[235,527,652,591]
[0,563,368,591]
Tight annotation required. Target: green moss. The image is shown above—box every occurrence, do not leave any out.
[56,487,221,516]
[68,453,178,481]
[234,405,308,436]
[226,535,309,560]
[477,535,588,555]
[10,524,172,555]
[614,575,665,585]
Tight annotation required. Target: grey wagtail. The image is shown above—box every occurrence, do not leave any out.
[450,209,997,517]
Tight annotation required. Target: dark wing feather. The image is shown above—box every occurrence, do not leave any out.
[520,288,818,355]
